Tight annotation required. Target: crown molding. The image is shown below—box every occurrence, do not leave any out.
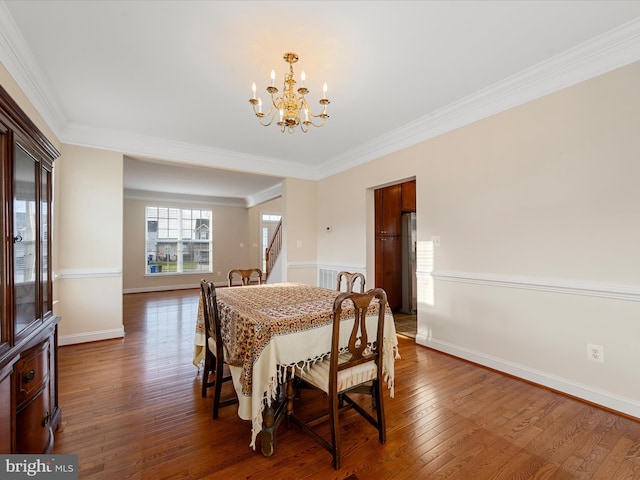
[60,122,318,180]
[319,17,640,179]
[123,182,281,208]
[2,3,639,181]
[0,1,66,136]
[245,183,282,208]
[123,188,249,208]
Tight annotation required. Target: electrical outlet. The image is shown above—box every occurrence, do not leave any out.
[587,343,604,363]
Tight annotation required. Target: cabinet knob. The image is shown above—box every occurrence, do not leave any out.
[13,234,23,243]
[23,369,36,384]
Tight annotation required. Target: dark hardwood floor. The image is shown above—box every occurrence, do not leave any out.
[53,289,640,479]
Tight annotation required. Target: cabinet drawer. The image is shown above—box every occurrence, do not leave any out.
[15,340,50,406]
[0,365,12,454]
[16,386,52,454]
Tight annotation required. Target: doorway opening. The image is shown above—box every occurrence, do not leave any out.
[260,213,281,272]
[374,179,416,338]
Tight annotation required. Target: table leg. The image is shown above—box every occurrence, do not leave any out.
[286,376,295,425]
[261,403,277,457]
[260,397,288,456]
[260,371,294,457]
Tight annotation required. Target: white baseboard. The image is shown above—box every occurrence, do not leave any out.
[415,334,640,419]
[59,327,125,346]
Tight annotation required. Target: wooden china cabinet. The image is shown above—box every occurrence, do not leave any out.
[0,85,61,453]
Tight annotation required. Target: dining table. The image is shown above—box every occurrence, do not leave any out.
[192,282,400,455]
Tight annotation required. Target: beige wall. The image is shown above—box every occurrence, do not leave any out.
[315,61,640,417]
[123,198,252,291]
[54,145,124,344]
[415,61,640,413]
[282,178,317,284]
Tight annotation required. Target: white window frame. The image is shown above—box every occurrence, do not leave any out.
[145,205,213,275]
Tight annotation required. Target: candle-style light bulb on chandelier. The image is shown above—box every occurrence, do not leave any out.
[249,52,329,133]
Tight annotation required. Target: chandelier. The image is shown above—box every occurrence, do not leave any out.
[249,52,330,133]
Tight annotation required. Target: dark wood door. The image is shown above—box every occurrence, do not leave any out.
[401,180,416,212]
[375,235,402,311]
[375,184,402,236]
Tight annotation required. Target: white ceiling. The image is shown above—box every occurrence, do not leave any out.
[2,1,640,206]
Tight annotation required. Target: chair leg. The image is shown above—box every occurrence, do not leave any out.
[373,379,386,444]
[329,391,341,470]
[212,360,223,419]
[201,358,208,398]
[201,352,214,398]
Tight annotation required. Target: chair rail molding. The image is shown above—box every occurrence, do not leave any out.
[317,262,366,272]
[55,268,122,279]
[431,270,640,302]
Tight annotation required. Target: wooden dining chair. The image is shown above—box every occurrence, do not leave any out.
[336,271,365,293]
[227,268,263,287]
[288,288,388,469]
[199,280,238,418]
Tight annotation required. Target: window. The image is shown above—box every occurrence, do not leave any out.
[145,206,212,275]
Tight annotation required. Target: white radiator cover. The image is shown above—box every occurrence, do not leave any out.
[318,268,340,290]
[318,267,366,291]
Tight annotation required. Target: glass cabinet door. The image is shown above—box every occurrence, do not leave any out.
[0,129,5,348]
[13,144,38,335]
[41,166,51,318]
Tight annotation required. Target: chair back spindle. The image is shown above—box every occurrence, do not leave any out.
[228,268,263,287]
[336,271,365,293]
